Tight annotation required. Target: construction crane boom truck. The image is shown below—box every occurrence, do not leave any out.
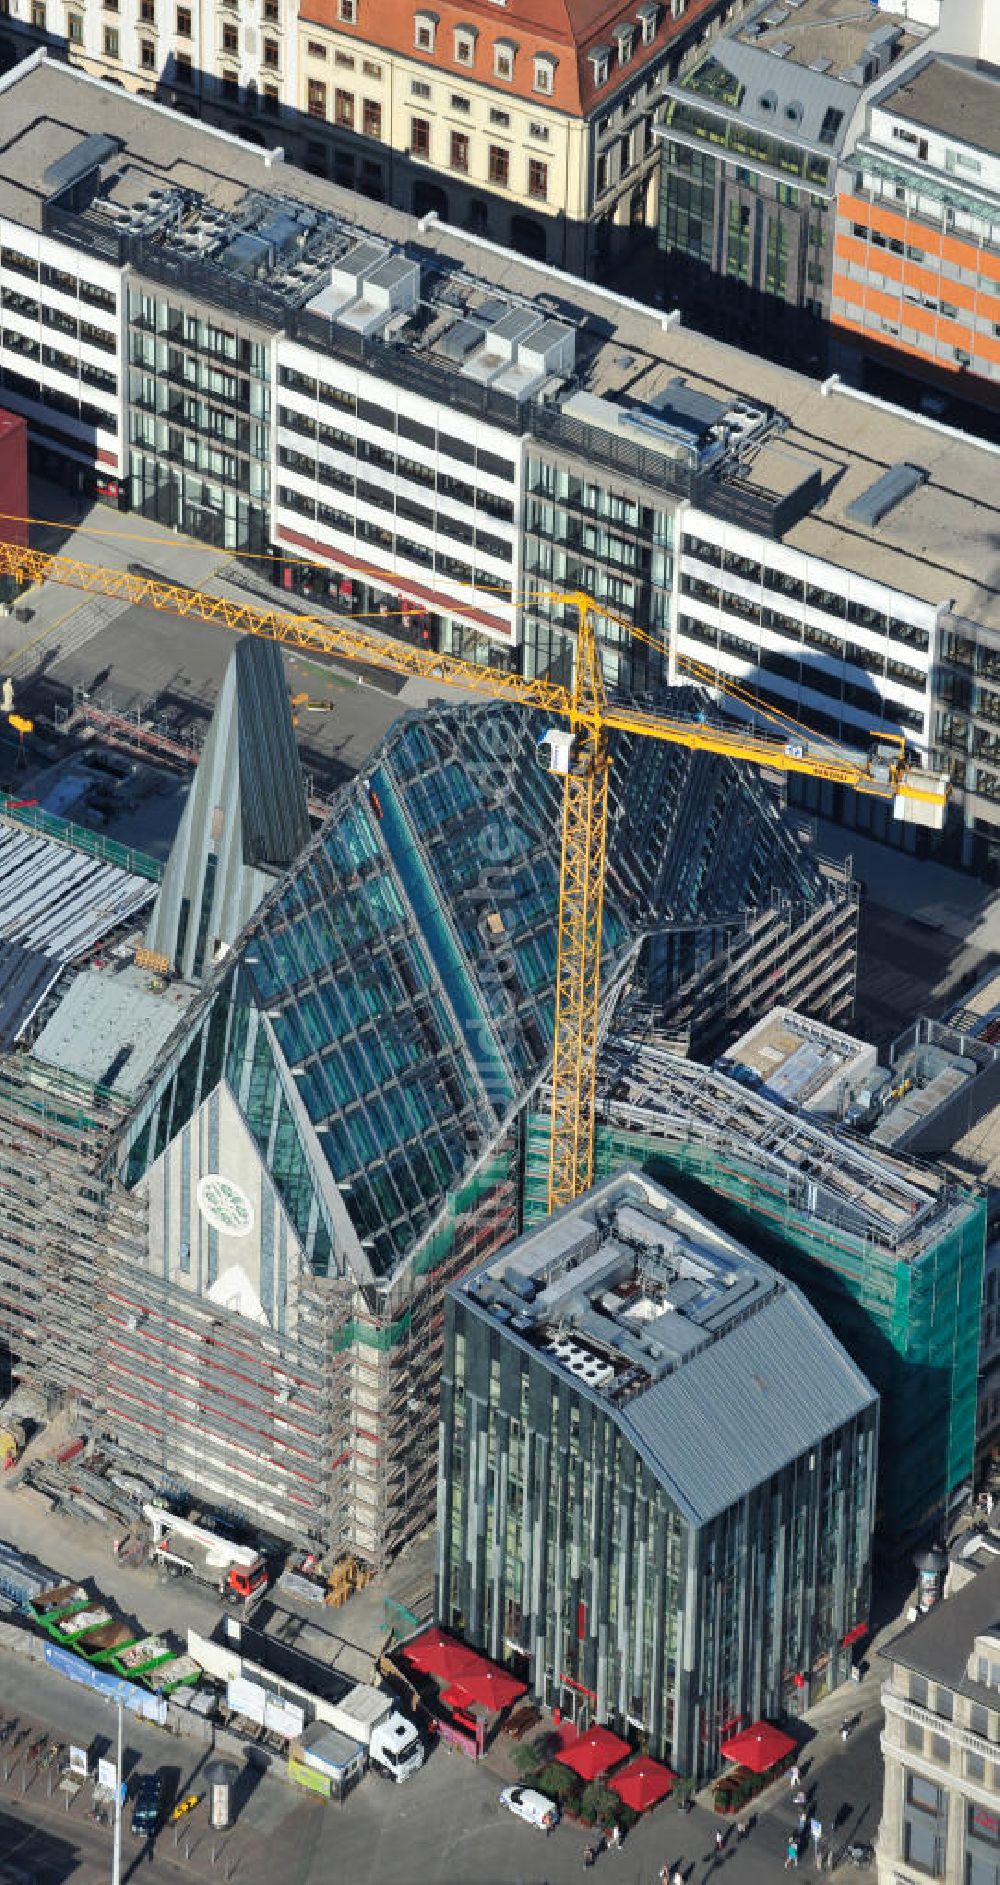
[144,1503,269,1602]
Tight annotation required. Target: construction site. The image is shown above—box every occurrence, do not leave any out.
[519,1015,988,1544]
[0,576,867,1573]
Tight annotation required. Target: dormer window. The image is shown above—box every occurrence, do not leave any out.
[637,1,658,45]
[494,35,516,80]
[589,44,610,87]
[615,24,634,62]
[414,9,437,53]
[337,0,356,20]
[453,21,477,64]
[533,50,556,93]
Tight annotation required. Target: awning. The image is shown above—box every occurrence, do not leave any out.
[609,1756,676,1812]
[555,1724,632,1781]
[719,1720,797,1774]
[439,1665,526,1713]
[401,1628,485,1683]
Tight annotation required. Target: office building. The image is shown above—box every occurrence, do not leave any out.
[656,0,924,342]
[521,1023,986,1542]
[1,55,999,865]
[877,1555,1000,1885]
[437,1169,878,1778]
[834,54,1000,405]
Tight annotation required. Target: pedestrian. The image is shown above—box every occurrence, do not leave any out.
[841,1717,850,1742]
[610,1823,622,1850]
[736,1819,747,1843]
[671,1872,684,1885]
[798,1810,807,1834]
[715,1827,725,1854]
[785,1835,799,1870]
[789,1763,800,1789]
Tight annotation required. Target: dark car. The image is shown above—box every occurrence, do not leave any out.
[131,1771,165,1838]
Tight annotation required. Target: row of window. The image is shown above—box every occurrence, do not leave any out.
[677,614,925,732]
[276,483,510,598]
[0,251,116,315]
[407,117,549,196]
[0,290,117,357]
[407,78,551,143]
[277,441,511,560]
[306,83,382,139]
[2,329,117,396]
[276,370,516,483]
[0,363,110,434]
[681,535,930,651]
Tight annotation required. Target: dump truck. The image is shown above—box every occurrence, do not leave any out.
[327,1682,424,1784]
[143,1504,269,1602]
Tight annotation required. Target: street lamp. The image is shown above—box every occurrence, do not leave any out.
[111,1695,123,1885]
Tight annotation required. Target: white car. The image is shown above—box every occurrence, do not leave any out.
[500,1786,560,1831]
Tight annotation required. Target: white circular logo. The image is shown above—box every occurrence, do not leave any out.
[196,1174,255,1238]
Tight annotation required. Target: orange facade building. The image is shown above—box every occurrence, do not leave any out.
[832,55,1000,402]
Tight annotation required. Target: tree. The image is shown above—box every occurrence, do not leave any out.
[580,1782,617,1827]
[537,1761,582,1811]
[511,1742,542,1782]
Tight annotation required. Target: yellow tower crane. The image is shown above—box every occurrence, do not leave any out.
[0,541,950,1213]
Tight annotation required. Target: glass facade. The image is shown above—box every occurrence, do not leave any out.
[522,455,675,687]
[439,1252,877,1780]
[526,1114,986,1543]
[127,285,271,552]
[120,696,832,1283]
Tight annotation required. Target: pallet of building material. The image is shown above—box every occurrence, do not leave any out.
[276,1570,328,1607]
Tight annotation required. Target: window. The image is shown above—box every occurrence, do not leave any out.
[176,4,190,32]
[103,23,118,52]
[262,0,277,16]
[222,21,237,52]
[589,46,609,86]
[140,35,155,64]
[533,52,555,93]
[337,0,355,17]
[139,0,154,16]
[529,120,549,141]
[67,10,82,39]
[221,68,238,100]
[308,78,327,116]
[334,48,354,66]
[494,37,514,80]
[175,49,192,79]
[411,115,430,156]
[638,1,658,44]
[528,157,547,200]
[335,87,354,126]
[489,144,509,186]
[490,106,510,127]
[615,24,634,61]
[363,57,380,76]
[450,129,469,172]
[31,0,46,23]
[451,92,470,112]
[453,23,476,63]
[363,97,381,138]
[262,36,279,65]
[411,78,430,98]
[307,38,326,57]
[263,82,279,112]
[414,10,436,52]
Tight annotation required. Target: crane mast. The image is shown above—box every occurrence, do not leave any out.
[0,539,951,1217]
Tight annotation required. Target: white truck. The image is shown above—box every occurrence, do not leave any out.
[327,1682,424,1784]
[143,1504,269,1602]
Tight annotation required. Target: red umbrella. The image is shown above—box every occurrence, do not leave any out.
[402,1628,485,1683]
[442,1664,527,1712]
[719,1720,797,1774]
[609,1756,676,1812]
[555,1724,632,1781]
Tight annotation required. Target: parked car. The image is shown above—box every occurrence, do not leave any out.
[500,1785,559,1831]
[131,1771,165,1837]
